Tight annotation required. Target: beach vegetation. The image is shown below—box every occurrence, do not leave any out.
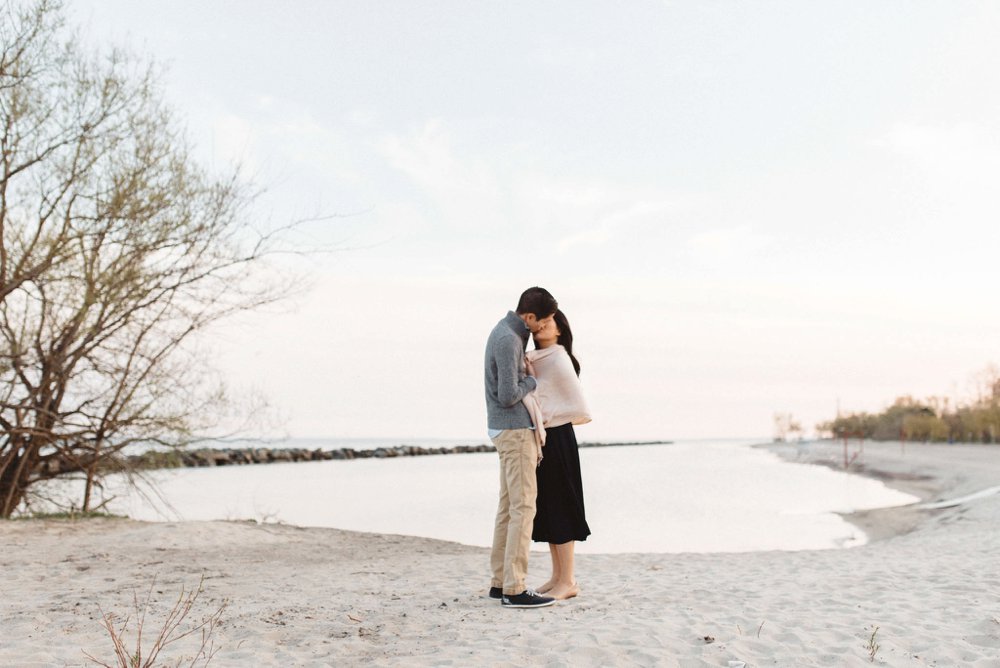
[865,624,880,662]
[772,413,803,442]
[84,575,227,668]
[0,0,303,517]
[817,365,1000,444]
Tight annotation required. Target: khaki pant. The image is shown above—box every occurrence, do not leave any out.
[489,428,538,595]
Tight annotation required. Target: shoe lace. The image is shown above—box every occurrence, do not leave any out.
[525,588,542,597]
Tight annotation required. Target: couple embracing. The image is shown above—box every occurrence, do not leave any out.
[484,287,591,609]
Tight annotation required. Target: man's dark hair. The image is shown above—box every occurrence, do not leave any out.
[516,287,558,319]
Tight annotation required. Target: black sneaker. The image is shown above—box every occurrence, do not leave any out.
[501,589,556,608]
[488,587,503,599]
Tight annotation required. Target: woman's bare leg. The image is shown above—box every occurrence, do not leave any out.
[547,542,579,600]
[537,544,562,593]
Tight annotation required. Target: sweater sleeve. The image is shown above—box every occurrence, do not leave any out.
[495,336,537,407]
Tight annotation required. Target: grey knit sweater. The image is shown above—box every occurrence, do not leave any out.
[484,311,537,430]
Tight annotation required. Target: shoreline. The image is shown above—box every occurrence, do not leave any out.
[4,441,999,665]
[760,439,1000,542]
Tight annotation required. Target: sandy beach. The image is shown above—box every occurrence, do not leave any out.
[2,441,999,667]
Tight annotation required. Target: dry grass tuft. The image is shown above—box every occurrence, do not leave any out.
[84,575,227,668]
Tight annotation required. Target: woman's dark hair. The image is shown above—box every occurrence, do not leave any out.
[516,286,558,319]
[553,309,581,377]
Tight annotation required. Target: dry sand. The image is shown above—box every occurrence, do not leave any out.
[2,441,999,667]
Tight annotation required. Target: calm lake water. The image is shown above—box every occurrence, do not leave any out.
[65,439,919,554]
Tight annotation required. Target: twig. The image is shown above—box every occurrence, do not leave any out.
[866,625,880,663]
[84,574,227,667]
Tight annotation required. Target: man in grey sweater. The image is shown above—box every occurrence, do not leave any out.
[485,287,558,608]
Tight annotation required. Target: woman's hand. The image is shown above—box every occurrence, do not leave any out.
[525,356,536,378]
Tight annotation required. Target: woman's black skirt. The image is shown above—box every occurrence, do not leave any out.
[532,422,591,544]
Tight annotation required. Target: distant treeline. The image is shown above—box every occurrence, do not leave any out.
[819,370,1000,443]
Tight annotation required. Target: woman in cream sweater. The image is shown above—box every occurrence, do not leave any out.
[523,309,592,600]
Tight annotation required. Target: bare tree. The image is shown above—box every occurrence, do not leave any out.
[772,412,802,443]
[0,0,296,517]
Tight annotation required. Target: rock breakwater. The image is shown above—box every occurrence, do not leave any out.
[124,440,672,471]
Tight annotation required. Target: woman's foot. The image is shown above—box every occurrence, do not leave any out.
[536,580,556,594]
[547,582,579,600]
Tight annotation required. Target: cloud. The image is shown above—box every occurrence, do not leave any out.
[204,99,366,190]
[555,199,678,253]
[880,121,983,157]
[208,112,258,171]
[556,227,613,252]
[379,119,682,256]
[875,121,1000,203]
[686,225,769,261]
[378,120,505,233]
[379,120,502,200]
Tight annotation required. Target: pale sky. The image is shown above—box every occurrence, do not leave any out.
[71,1,1000,441]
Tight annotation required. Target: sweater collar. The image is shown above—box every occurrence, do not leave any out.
[504,310,530,344]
